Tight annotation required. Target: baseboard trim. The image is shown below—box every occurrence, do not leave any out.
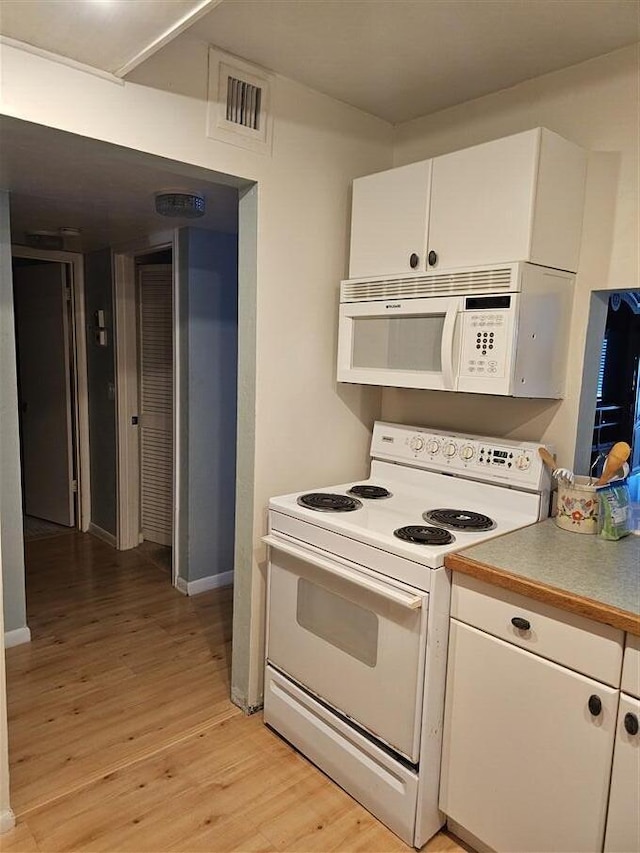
[4,626,31,648]
[88,523,117,548]
[0,808,16,834]
[177,571,234,596]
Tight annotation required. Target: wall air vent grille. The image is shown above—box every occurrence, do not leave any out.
[226,76,262,130]
[207,49,273,155]
[341,267,516,302]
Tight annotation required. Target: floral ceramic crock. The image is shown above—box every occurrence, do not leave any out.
[555,475,599,534]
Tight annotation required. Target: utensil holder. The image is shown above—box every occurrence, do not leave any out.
[555,476,598,534]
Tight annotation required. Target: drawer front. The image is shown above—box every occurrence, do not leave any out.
[264,666,419,846]
[451,574,623,685]
[621,634,640,699]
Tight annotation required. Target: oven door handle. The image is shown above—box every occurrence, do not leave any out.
[263,534,423,610]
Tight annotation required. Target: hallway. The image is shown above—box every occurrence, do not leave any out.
[2,533,464,852]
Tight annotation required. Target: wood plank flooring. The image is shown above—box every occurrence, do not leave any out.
[3,532,469,853]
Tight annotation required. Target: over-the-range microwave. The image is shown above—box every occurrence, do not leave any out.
[337,262,574,398]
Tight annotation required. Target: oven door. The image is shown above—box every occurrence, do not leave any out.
[264,533,429,763]
[337,295,462,391]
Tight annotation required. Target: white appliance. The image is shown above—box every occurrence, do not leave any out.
[263,421,551,848]
[337,262,573,397]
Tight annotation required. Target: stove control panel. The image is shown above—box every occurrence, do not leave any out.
[371,421,550,491]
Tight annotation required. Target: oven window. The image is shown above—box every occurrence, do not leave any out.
[296,578,379,667]
[351,314,444,371]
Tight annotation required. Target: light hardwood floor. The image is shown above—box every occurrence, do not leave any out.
[3,532,469,853]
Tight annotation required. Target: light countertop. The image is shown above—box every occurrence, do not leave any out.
[445,519,640,635]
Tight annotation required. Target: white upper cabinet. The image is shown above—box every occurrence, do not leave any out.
[348,159,432,279]
[348,128,587,279]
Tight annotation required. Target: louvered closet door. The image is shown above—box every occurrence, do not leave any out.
[138,265,173,546]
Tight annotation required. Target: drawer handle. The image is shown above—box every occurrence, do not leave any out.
[588,695,602,717]
[624,713,639,736]
[511,616,531,631]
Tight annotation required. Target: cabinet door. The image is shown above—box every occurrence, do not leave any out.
[604,693,640,853]
[440,620,618,853]
[427,129,539,271]
[349,160,431,279]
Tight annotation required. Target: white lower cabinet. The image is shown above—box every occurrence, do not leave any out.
[440,575,626,853]
[604,693,640,852]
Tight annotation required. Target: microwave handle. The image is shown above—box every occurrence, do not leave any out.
[263,534,423,610]
[441,303,459,390]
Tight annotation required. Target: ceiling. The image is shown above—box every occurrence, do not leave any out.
[0,118,240,252]
[1,1,637,122]
[0,0,222,76]
[187,0,640,123]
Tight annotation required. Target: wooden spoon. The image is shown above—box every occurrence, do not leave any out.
[538,447,557,472]
[595,442,631,486]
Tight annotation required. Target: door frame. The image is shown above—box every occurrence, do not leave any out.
[11,246,90,532]
[113,231,178,586]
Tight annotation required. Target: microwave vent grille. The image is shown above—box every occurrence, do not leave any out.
[341,267,515,302]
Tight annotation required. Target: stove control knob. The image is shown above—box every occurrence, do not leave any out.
[515,453,531,470]
[409,435,425,452]
[443,441,457,458]
[426,438,441,454]
[460,445,475,461]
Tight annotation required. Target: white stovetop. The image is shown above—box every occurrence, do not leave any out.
[269,459,543,569]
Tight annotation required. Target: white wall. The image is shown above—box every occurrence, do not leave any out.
[383,45,640,468]
[0,35,392,709]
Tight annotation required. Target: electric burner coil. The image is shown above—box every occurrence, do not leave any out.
[422,508,496,531]
[393,525,455,546]
[297,493,363,512]
[347,485,392,499]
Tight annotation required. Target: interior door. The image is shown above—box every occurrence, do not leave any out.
[13,261,75,526]
[138,264,173,546]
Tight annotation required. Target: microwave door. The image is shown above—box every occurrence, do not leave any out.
[337,296,462,391]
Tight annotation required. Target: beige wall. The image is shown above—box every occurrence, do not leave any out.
[385,45,640,469]
[0,34,393,709]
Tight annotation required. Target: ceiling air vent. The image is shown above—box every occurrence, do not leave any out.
[207,49,273,155]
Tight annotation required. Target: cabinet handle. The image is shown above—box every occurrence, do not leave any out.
[588,694,602,716]
[624,712,639,735]
[409,253,420,269]
[428,250,438,266]
[511,616,531,631]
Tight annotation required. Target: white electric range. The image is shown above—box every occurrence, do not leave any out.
[263,421,551,848]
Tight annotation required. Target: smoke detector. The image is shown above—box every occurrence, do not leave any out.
[155,191,205,219]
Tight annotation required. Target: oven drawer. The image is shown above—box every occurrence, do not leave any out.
[264,665,418,846]
[265,534,429,763]
[451,574,623,686]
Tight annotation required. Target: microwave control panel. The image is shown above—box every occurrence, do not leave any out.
[458,310,510,379]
